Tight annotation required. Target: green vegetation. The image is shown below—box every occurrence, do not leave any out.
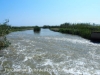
[42,25,50,28]
[50,23,100,40]
[0,20,11,36]
[0,20,11,50]
[34,26,41,32]
[0,36,11,50]
[42,25,59,29]
[11,26,33,32]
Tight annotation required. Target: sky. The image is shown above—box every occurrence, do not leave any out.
[0,0,100,26]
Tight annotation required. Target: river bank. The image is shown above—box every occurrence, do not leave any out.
[50,28,91,40]
[50,23,100,40]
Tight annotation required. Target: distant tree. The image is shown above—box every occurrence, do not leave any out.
[60,23,71,28]
[43,25,50,28]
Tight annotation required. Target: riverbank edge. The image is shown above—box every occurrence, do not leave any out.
[50,28,91,40]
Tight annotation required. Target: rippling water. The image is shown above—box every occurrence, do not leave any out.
[0,29,100,75]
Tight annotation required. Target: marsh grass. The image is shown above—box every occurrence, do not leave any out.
[51,23,100,40]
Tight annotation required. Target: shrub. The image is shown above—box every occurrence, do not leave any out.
[34,26,41,32]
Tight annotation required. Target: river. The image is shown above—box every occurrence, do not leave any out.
[0,29,100,75]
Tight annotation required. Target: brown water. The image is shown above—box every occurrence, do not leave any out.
[0,29,100,75]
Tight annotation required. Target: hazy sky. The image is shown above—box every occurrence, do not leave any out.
[0,0,100,26]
